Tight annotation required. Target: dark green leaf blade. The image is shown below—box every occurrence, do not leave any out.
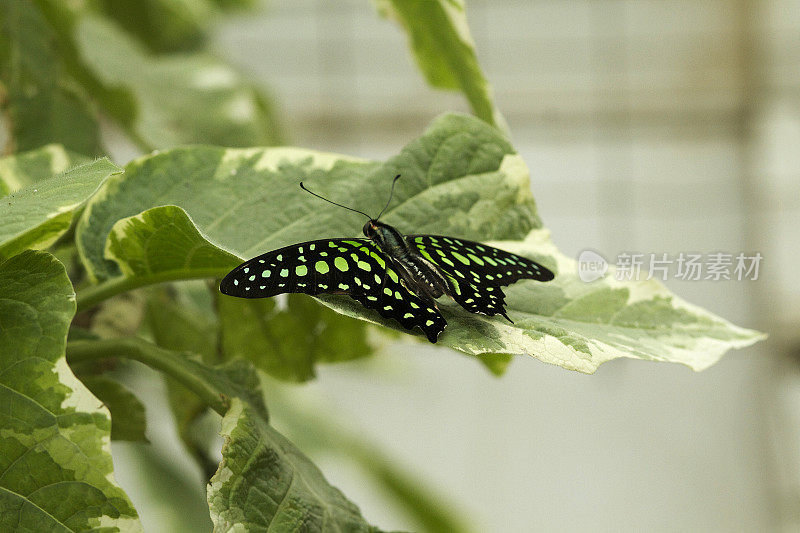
[77,375,148,442]
[219,294,373,382]
[0,0,101,154]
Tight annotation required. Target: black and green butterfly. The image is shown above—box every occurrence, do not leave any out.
[219,176,554,343]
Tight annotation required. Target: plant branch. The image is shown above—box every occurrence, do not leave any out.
[66,337,227,415]
[75,269,227,313]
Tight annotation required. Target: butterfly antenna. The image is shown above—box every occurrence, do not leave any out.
[299,182,372,219]
[376,174,401,221]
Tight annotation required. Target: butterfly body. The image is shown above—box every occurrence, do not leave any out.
[365,220,450,301]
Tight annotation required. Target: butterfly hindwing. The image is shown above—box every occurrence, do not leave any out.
[219,238,446,342]
[406,235,554,318]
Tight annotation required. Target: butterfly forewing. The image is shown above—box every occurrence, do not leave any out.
[407,235,554,318]
[219,238,446,342]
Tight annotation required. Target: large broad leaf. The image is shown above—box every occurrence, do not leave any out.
[208,398,380,532]
[0,157,121,260]
[373,0,503,130]
[76,115,516,281]
[0,144,89,195]
[74,15,283,149]
[0,0,102,154]
[0,250,140,531]
[76,113,763,372]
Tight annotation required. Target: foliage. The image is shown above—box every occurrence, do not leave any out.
[0,251,140,532]
[0,1,763,532]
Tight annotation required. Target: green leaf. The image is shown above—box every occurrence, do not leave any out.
[208,398,380,532]
[373,0,503,130]
[0,0,102,154]
[93,0,260,54]
[76,375,148,442]
[74,15,283,149]
[0,157,121,260]
[0,143,90,195]
[93,0,215,53]
[146,286,218,362]
[105,205,241,282]
[325,228,765,372]
[218,294,373,382]
[0,250,140,531]
[76,115,511,282]
[76,113,762,371]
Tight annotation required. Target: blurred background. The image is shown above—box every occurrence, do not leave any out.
[94,0,797,531]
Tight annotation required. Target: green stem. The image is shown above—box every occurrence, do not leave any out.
[76,278,141,313]
[75,268,228,313]
[66,338,227,415]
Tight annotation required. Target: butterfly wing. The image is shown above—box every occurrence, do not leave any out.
[219,238,446,342]
[406,235,554,319]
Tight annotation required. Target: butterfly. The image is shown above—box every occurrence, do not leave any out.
[219,176,555,343]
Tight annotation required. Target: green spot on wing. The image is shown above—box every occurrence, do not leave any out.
[418,248,435,263]
[369,251,386,268]
[467,253,484,265]
[451,251,470,265]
